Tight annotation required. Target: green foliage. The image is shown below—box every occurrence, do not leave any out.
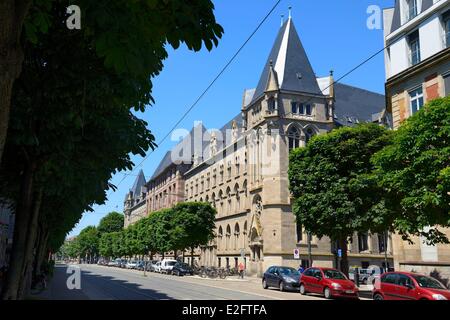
[97,212,124,234]
[93,202,216,259]
[288,123,393,241]
[373,97,450,244]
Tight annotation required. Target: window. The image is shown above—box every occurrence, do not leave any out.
[381,273,398,284]
[305,128,315,144]
[445,74,450,96]
[445,11,450,48]
[409,87,424,115]
[407,0,418,21]
[408,31,421,66]
[305,104,312,115]
[378,233,387,253]
[296,221,303,242]
[397,274,414,287]
[291,102,298,114]
[358,233,369,252]
[268,97,276,112]
[288,126,301,151]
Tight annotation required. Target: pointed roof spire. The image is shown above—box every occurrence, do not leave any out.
[265,59,279,92]
[130,169,146,197]
[280,14,284,27]
[251,15,321,103]
[288,5,292,19]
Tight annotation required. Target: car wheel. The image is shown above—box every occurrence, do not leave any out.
[279,281,285,292]
[362,278,367,285]
[373,293,384,301]
[299,283,307,295]
[324,287,332,299]
[262,279,268,289]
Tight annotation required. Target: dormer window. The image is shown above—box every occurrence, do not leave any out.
[407,0,418,21]
[291,101,298,114]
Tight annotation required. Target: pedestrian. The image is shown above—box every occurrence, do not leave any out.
[238,262,245,279]
[298,265,305,274]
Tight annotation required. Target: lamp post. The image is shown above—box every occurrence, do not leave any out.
[384,231,389,272]
[307,231,312,268]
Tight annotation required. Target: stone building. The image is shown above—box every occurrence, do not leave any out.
[183,16,393,276]
[124,170,148,228]
[383,0,450,279]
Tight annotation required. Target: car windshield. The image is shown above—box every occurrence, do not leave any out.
[411,275,446,289]
[179,263,190,268]
[167,261,176,266]
[279,267,300,276]
[323,270,347,280]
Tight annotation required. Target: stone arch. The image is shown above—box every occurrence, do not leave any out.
[287,124,302,151]
[217,225,223,250]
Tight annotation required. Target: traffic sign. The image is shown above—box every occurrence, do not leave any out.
[293,248,300,259]
[337,249,342,258]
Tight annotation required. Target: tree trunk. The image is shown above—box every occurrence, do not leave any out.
[1,160,36,300]
[0,0,32,164]
[17,187,42,299]
[190,248,194,267]
[338,237,349,277]
[34,227,49,279]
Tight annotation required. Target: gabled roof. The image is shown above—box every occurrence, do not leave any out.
[251,18,321,104]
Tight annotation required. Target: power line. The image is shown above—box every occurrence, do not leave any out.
[108,0,283,196]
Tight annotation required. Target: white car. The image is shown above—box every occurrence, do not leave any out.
[126,261,138,269]
[160,259,177,274]
[154,261,162,273]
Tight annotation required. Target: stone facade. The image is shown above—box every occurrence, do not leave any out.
[383,0,450,281]
[182,17,392,276]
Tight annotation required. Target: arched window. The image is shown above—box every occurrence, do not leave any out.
[218,190,224,215]
[211,192,216,208]
[234,223,240,250]
[218,226,223,250]
[226,225,231,250]
[226,187,232,214]
[305,127,315,144]
[234,184,240,212]
[288,126,301,151]
[268,97,276,112]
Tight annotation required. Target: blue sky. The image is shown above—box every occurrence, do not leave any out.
[67,0,394,237]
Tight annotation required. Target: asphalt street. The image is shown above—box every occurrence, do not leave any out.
[37,264,328,300]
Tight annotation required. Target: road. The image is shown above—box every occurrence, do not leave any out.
[38,264,327,300]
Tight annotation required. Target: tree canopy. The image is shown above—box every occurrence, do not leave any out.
[373,96,450,244]
[288,123,393,274]
[97,212,124,234]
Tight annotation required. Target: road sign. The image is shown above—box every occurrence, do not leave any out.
[293,248,300,259]
[337,249,342,258]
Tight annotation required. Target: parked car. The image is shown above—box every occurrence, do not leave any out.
[299,267,359,299]
[136,261,146,271]
[147,260,159,272]
[119,259,127,268]
[372,271,450,300]
[160,259,177,274]
[126,260,138,269]
[153,261,162,273]
[172,262,194,276]
[262,266,301,292]
[107,260,116,267]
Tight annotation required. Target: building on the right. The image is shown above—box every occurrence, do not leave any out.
[383,0,450,280]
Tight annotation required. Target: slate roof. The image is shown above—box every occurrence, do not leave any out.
[126,169,146,201]
[149,123,207,181]
[251,18,322,104]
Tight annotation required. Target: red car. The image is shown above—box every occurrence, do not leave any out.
[372,271,450,300]
[299,267,359,299]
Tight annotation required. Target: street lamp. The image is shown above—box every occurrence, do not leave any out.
[307,231,312,268]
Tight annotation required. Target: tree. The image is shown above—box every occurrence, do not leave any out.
[0,0,223,300]
[98,212,124,234]
[171,202,216,264]
[373,97,450,244]
[0,0,223,166]
[76,226,100,262]
[288,124,393,275]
